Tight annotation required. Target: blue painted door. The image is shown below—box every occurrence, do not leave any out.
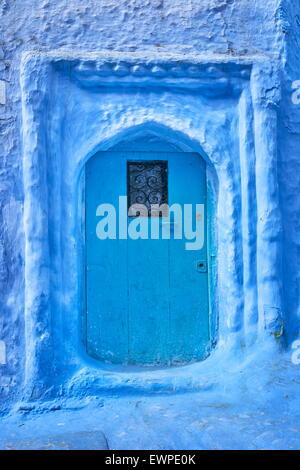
[85,151,210,365]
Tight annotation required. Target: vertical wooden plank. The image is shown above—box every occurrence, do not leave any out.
[168,153,209,362]
[85,152,129,363]
[127,152,170,365]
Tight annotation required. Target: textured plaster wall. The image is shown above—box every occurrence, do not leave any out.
[0,0,298,407]
[277,2,300,344]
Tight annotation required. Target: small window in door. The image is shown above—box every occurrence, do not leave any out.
[127,160,168,217]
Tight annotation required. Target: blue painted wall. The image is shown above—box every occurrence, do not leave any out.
[0,0,299,408]
[277,3,300,344]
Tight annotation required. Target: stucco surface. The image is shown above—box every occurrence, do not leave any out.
[1,346,300,450]
[278,2,300,344]
[0,1,299,444]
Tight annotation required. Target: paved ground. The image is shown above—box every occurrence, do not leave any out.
[0,347,300,450]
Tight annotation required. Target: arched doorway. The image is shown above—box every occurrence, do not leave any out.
[85,136,211,365]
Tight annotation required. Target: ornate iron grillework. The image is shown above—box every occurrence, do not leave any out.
[127,160,168,217]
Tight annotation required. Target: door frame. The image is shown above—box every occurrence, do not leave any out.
[80,137,218,365]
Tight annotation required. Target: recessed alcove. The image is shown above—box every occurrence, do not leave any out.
[20,52,282,396]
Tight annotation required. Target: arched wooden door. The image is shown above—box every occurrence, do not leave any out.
[85,149,210,365]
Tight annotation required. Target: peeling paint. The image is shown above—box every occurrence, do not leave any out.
[0,341,6,365]
[0,81,5,104]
